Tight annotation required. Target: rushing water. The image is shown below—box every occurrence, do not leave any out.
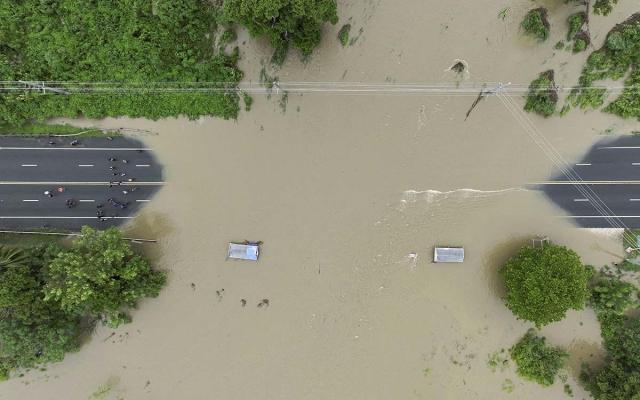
[9,0,640,398]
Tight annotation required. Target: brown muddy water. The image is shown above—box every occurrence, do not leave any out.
[8,1,640,399]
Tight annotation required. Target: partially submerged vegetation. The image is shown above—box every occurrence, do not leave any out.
[522,8,550,42]
[510,329,568,387]
[569,13,640,120]
[523,70,558,118]
[224,0,338,65]
[0,227,165,380]
[338,24,352,47]
[0,0,243,127]
[567,12,587,41]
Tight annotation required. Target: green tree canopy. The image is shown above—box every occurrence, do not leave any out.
[498,244,590,328]
[43,227,165,326]
[510,329,568,387]
[224,0,338,58]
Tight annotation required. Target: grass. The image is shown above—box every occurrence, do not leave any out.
[487,349,509,372]
[498,7,510,21]
[523,70,558,117]
[338,24,351,47]
[502,379,515,393]
[0,228,70,247]
[522,8,550,42]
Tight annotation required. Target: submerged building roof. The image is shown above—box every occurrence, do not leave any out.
[433,247,464,263]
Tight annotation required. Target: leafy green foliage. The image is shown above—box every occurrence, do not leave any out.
[567,12,586,41]
[338,24,351,47]
[43,227,165,325]
[573,38,587,53]
[0,227,164,380]
[593,0,619,17]
[219,28,237,45]
[0,246,29,269]
[0,0,243,126]
[524,70,558,117]
[270,39,289,67]
[487,349,509,372]
[498,244,590,328]
[224,0,338,62]
[591,278,637,315]
[570,13,640,120]
[510,329,568,387]
[555,41,566,50]
[522,8,550,42]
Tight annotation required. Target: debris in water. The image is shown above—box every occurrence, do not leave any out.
[241,299,247,307]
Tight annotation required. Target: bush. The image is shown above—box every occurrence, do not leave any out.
[524,70,558,117]
[567,12,586,41]
[522,8,550,42]
[573,39,587,53]
[338,24,351,47]
[510,329,568,387]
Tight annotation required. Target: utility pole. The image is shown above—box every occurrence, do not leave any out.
[18,80,70,95]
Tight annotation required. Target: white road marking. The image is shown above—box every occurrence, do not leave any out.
[600,147,640,149]
[22,199,38,202]
[0,216,133,219]
[576,163,591,166]
[136,164,150,167]
[136,199,150,202]
[574,199,589,202]
[21,164,37,167]
[631,199,640,201]
[633,163,640,166]
[79,199,94,202]
[79,164,94,167]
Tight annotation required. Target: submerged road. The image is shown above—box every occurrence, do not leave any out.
[540,137,640,228]
[0,136,163,230]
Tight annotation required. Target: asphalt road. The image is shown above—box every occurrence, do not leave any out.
[540,137,640,228]
[0,136,163,230]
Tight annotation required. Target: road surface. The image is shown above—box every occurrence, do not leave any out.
[0,136,163,230]
[540,136,640,228]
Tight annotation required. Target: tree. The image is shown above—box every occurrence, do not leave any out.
[591,277,637,316]
[593,0,619,17]
[43,227,165,327]
[586,361,640,399]
[224,0,338,60]
[498,244,590,328]
[510,329,568,387]
[0,245,29,269]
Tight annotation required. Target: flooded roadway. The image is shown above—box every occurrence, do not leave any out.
[8,0,640,398]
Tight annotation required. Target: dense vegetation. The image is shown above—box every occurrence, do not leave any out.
[224,0,338,65]
[0,0,243,126]
[498,244,591,328]
[0,227,165,380]
[568,13,640,120]
[522,8,550,42]
[523,70,558,117]
[510,329,568,387]
[581,269,640,399]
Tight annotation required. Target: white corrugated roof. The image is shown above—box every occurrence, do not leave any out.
[434,247,464,263]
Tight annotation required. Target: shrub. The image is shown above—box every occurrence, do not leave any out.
[338,24,351,47]
[567,12,586,41]
[573,39,587,53]
[522,8,550,42]
[523,70,558,118]
[510,329,568,387]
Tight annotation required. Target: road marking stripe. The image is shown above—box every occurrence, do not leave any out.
[79,199,94,202]
[530,181,640,185]
[576,163,591,166]
[136,164,150,167]
[633,163,640,166]
[574,199,589,202]
[600,147,640,149]
[21,164,37,167]
[78,164,93,167]
[22,199,38,202]
[0,147,152,151]
[631,199,640,201]
[136,199,150,202]
[0,216,133,219]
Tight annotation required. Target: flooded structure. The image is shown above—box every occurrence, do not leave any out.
[433,247,464,263]
[228,242,259,260]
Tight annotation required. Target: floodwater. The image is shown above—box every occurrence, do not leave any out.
[9,0,640,399]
